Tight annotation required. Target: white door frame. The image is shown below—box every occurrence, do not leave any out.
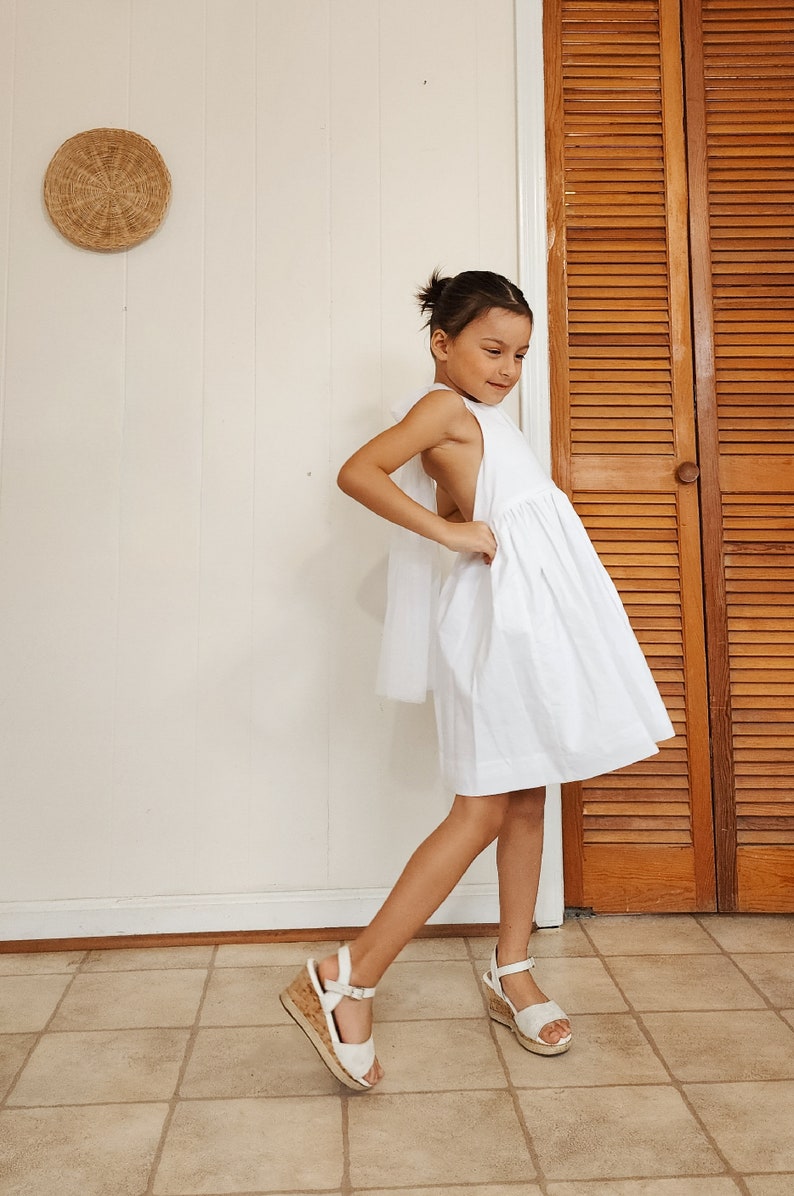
[515,0,565,927]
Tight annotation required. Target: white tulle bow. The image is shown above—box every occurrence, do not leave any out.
[375,385,444,703]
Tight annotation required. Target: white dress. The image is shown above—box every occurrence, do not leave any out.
[377,387,675,798]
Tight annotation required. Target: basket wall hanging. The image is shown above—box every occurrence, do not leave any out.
[44,128,171,251]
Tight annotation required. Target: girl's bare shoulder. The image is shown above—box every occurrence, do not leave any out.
[405,388,473,440]
[412,387,464,414]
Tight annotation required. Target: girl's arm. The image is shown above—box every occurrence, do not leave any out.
[337,390,497,561]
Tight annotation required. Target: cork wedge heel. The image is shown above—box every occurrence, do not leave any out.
[483,947,571,1056]
[279,945,378,1091]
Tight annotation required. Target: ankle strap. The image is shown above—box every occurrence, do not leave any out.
[322,977,376,1000]
[324,943,376,1001]
[494,953,536,979]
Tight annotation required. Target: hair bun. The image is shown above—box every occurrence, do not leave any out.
[415,267,532,337]
[416,269,450,316]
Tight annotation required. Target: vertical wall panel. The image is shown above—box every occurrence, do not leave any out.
[0,0,129,898]
[379,0,481,371]
[249,0,334,889]
[195,0,257,891]
[0,0,14,412]
[327,0,434,889]
[475,0,521,274]
[111,0,206,894]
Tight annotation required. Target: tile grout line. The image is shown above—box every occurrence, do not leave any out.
[340,1093,352,1196]
[464,935,548,1195]
[694,913,794,1031]
[143,944,219,1196]
[578,919,752,1195]
[1,950,89,1110]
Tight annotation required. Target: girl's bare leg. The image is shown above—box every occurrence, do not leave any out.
[496,787,570,1045]
[318,792,510,1084]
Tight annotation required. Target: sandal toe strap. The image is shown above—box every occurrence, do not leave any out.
[336,1035,376,1085]
[516,999,571,1043]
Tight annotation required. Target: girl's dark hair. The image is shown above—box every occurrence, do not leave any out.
[416,268,533,338]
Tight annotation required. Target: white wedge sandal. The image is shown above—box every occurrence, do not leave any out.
[280,944,378,1090]
[483,947,572,1056]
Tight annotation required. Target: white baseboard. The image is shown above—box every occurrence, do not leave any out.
[0,885,507,943]
[0,787,565,944]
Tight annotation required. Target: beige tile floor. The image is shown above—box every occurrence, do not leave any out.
[0,915,793,1195]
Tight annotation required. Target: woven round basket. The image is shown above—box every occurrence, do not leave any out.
[44,128,171,251]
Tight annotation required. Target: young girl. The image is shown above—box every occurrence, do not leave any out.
[281,269,674,1090]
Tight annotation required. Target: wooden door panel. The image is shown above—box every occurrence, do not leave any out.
[545,0,716,911]
[684,0,794,910]
[547,0,794,912]
[727,503,794,910]
[570,485,713,910]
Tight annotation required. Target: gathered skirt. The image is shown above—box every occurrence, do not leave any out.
[432,485,675,797]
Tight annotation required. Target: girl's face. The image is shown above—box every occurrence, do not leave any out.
[430,307,532,405]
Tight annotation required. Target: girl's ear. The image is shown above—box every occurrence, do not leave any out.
[430,328,450,360]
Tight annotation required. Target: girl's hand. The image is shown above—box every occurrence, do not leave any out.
[441,520,497,564]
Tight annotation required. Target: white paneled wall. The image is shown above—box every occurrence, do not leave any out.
[0,0,556,939]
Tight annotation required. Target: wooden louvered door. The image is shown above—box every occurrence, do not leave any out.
[544,0,794,911]
[544,0,716,911]
[683,0,794,911]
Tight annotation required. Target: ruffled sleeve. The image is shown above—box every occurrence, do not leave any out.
[375,388,441,703]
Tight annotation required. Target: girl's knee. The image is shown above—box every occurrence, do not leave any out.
[450,792,509,845]
[509,786,546,822]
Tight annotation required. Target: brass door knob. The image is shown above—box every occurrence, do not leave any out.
[676,461,700,483]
